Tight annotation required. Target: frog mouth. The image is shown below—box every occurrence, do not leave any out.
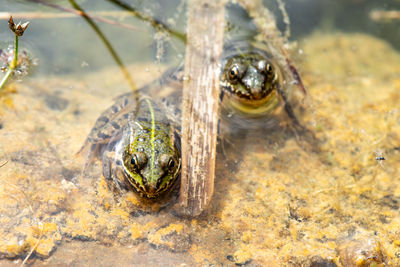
[123,168,178,199]
[122,167,156,198]
[220,78,274,101]
[221,80,275,102]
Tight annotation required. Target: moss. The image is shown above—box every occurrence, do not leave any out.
[1,33,400,265]
[147,223,190,252]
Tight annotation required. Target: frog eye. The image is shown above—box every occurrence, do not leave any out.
[131,152,147,170]
[159,154,176,171]
[266,64,273,75]
[131,154,138,167]
[228,65,240,81]
[167,158,175,169]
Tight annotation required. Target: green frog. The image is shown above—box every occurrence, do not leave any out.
[219,42,305,130]
[78,93,181,199]
[79,42,307,199]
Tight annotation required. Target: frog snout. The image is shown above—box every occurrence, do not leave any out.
[242,65,265,99]
[145,184,158,194]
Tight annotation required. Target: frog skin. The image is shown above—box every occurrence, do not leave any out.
[79,94,181,199]
[219,43,304,130]
[79,43,308,198]
[160,43,305,129]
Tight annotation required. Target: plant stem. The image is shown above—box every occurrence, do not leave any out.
[11,34,18,68]
[106,0,186,43]
[0,69,13,89]
[68,0,138,96]
[0,34,19,90]
[26,0,139,31]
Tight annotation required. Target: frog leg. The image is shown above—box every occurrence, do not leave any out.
[276,84,320,152]
[276,83,303,132]
[285,57,307,95]
[79,93,134,149]
[219,89,225,102]
[77,94,135,165]
[102,148,128,196]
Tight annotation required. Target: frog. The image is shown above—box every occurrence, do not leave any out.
[219,42,306,132]
[78,42,309,199]
[78,93,181,199]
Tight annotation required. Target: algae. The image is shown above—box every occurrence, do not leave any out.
[0,32,399,266]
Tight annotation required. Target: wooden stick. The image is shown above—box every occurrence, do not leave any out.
[179,0,226,216]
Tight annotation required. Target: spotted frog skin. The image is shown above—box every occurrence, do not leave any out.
[79,43,307,198]
[79,94,181,199]
[219,43,303,129]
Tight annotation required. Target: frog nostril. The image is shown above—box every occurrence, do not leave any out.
[250,86,262,97]
[242,72,265,98]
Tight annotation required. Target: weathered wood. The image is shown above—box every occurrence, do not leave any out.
[179,0,226,216]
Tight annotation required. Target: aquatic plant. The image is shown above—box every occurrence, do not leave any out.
[0,16,30,90]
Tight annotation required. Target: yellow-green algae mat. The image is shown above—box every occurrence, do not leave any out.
[1,32,400,266]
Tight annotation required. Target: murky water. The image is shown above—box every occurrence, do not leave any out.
[1,1,400,266]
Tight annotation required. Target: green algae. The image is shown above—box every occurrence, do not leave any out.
[0,32,399,266]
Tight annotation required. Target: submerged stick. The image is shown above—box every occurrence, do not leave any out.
[179,0,226,216]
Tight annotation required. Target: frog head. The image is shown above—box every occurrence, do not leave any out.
[122,128,181,199]
[221,53,280,115]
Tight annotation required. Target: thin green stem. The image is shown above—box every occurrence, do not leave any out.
[0,68,13,89]
[12,34,19,68]
[69,0,138,97]
[106,0,186,43]
[0,34,19,90]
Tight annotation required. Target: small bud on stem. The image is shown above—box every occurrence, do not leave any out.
[0,16,30,90]
[8,16,30,37]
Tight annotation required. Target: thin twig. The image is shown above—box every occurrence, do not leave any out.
[106,0,186,43]
[276,0,291,39]
[20,223,43,267]
[0,160,7,167]
[5,182,35,213]
[68,0,138,96]
[27,0,140,31]
[237,0,307,95]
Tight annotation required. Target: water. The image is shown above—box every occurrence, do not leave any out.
[0,0,400,266]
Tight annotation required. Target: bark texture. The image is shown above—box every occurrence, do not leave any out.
[179,0,226,216]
